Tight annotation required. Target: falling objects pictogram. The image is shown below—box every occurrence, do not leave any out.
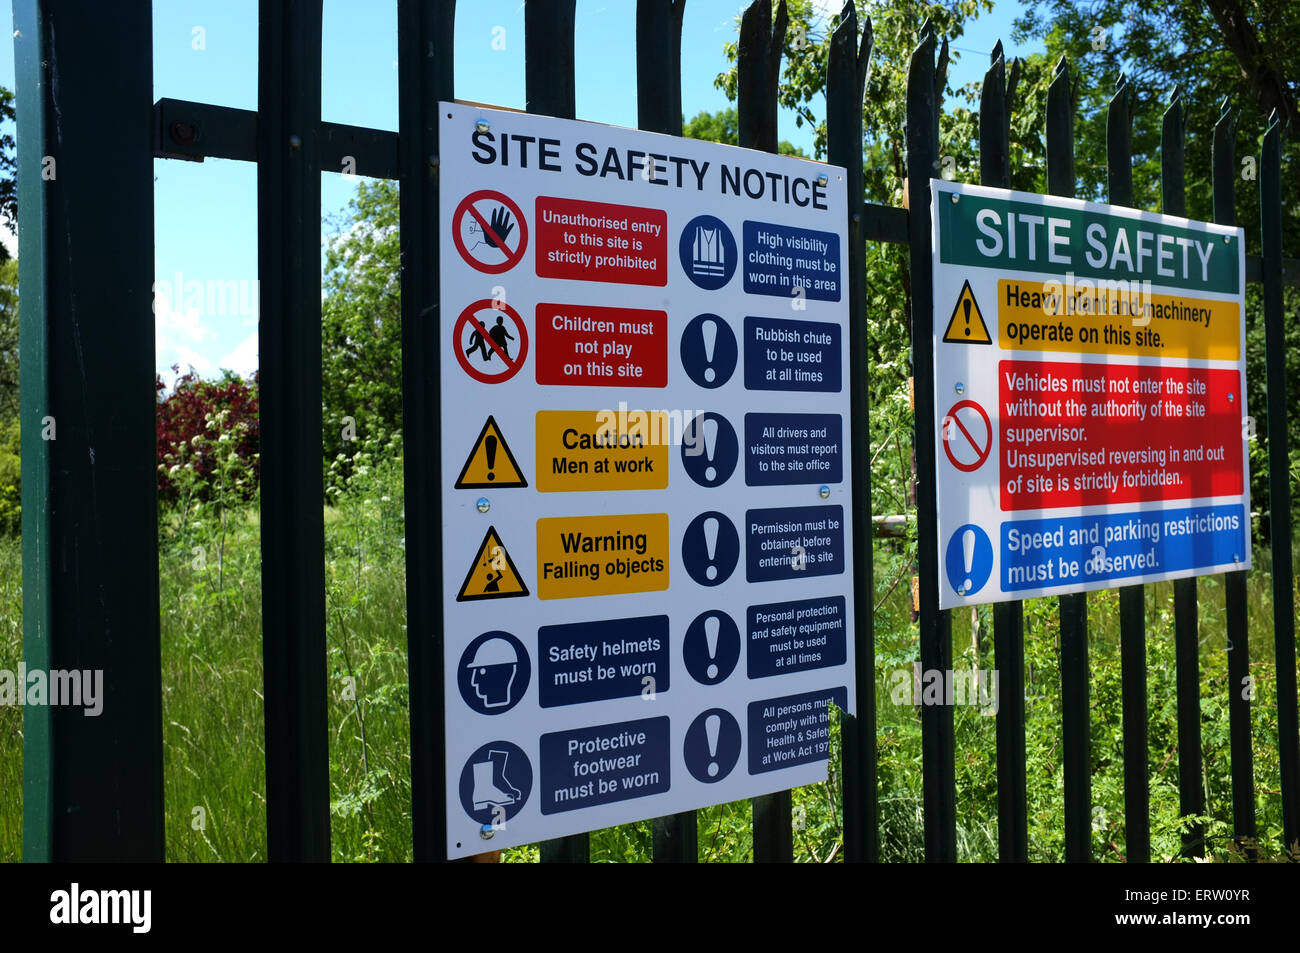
[455,416,528,489]
[942,279,992,344]
[457,525,530,602]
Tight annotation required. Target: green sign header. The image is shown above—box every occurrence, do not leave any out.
[937,188,1240,295]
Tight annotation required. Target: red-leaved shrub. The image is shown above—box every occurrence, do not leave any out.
[156,366,260,503]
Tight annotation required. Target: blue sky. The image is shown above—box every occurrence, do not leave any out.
[0,0,1030,383]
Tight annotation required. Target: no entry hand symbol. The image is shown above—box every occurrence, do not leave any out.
[453,190,529,274]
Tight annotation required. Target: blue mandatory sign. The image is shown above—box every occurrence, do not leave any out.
[741,221,841,301]
[679,215,737,290]
[680,313,738,388]
[683,610,741,685]
[457,630,530,715]
[742,315,842,393]
[681,413,739,487]
[945,524,994,597]
[682,511,740,586]
[458,740,533,826]
[683,708,743,783]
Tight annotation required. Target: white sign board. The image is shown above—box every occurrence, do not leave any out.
[439,102,856,858]
[931,180,1249,610]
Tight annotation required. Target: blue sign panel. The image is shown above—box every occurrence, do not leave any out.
[743,316,841,392]
[539,716,670,815]
[744,412,842,486]
[745,505,845,583]
[747,686,847,775]
[746,596,847,678]
[537,615,669,708]
[1000,504,1247,593]
[741,221,841,301]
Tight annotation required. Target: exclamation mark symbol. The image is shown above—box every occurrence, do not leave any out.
[485,434,498,482]
[704,616,720,680]
[963,297,972,337]
[701,319,718,383]
[961,528,976,594]
[704,713,721,777]
[702,418,719,482]
[703,517,719,581]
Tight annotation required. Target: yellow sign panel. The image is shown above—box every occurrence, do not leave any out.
[456,526,530,602]
[455,416,528,489]
[942,280,993,344]
[535,410,669,492]
[536,513,669,600]
[998,279,1241,360]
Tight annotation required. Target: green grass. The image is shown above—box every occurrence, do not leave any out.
[0,454,1295,861]
[0,535,20,861]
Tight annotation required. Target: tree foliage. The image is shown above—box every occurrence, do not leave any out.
[0,258,15,424]
[1013,0,1300,520]
[0,258,17,535]
[0,86,15,257]
[321,179,404,467]
[723,0,1297,521]
[683,107,807,156]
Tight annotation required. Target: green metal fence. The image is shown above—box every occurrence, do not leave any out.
[13,0,1298,862]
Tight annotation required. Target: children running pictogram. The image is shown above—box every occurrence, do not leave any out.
[465,314,516,363]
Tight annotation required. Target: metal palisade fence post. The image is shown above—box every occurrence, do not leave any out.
[826,1,875,865]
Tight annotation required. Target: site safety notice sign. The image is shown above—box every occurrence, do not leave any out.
[439,101,856,857]
[931,180,1250,610]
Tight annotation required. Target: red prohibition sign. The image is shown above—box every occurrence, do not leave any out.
[454,299,530,384]
[942,399,992,472]
[452,189,529,274]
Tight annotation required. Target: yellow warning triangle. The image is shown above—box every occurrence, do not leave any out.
[942,280,993,345]
[455,416,528,489]
[456,526,530,602]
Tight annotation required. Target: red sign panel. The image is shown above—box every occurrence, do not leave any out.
[535,197,667,286]
[999,359,1243,511]
[535,303,667,387]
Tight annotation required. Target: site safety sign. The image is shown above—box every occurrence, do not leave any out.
[931,180,1250,610]
[439,101,856,857]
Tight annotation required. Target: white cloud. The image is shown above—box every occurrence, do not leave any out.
[154,271,219,384]
[155,345,213,390]
[218,330,259,378]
